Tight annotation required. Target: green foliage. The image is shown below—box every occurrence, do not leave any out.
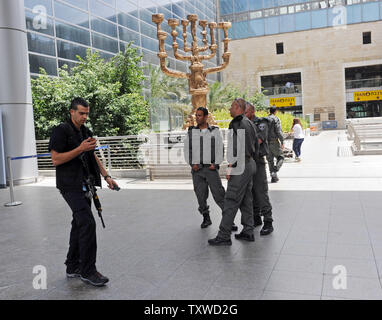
[212,109,309,131]
[207,81,268,112]
[32,45,149,139]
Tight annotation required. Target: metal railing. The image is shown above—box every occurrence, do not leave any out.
[36,136,146,170]
[4,146,110,207]
[347,119,382,155]
[345,78,382,90]
[262,84,302,96]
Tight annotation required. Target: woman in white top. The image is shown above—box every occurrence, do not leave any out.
[291,118,304,161]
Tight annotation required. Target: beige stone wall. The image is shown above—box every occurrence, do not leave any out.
[222,21,382,128]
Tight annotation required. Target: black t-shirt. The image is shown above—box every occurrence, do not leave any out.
[49,120,101,192]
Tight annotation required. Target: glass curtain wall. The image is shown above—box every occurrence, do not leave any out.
[24,0,218,83]
[220,0,382,40]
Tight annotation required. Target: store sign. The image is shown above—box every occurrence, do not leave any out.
[270,97,295,107]
[354,90,382,101]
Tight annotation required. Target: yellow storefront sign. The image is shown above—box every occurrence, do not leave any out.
[270,97,295,107]
[354,90,382,101]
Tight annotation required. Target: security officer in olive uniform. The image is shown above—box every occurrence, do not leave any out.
[209,98,259,246]
[245,102,274,236]
[267,106,285,183]
[184,107,238,231]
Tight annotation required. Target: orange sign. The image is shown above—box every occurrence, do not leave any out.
[270,97,295,107]
[354,90,382,101]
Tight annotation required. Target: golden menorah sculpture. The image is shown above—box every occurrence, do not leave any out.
[152,13,232,129]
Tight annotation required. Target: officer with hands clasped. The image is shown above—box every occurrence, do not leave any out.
[184,107,238,231]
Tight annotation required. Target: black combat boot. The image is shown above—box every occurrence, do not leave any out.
[201,213,212,228]
[208,236,232,246]
[234,232,255,242]
[260,221,274,236]
[271,172,279,183]
[254,215,263,227]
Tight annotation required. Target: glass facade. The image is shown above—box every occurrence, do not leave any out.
[220,0,382,40]
[25,0,218,83]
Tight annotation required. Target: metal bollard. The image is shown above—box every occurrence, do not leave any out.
[4,156,22,207]
[107,145,112,175]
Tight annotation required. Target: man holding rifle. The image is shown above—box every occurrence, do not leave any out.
[49,97,119,287]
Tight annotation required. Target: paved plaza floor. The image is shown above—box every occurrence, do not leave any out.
[1,130,382,300]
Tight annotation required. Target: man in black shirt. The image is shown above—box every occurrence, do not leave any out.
[49,97,118,287]
[208,98,258,245]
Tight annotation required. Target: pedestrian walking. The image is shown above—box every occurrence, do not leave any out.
[291,118,305,161]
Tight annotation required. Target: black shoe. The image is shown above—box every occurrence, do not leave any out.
[271,176,279,183]
[254,216,263,227]
[80,272,109,287]
[66,267,81,278]
[260,222,274,236]
[208,236,232,246]
[201,213,212,228]
[234,232,255,242]
[231,224,238,231]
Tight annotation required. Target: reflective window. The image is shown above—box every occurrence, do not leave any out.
[25,0,53,16]
[234,0,249,13]
[233,21,249,39]
[264,16,279,35]
[55,21,90,45]
[25,9,55,36]
[90,16,118,38]
[263,0,277,9]
[141,48,158,64]
[295,11,311,30]
[58,59,78,71]
[89,0,116,22]
[29,53,57,75]
[280,14,295,33]
[362,2,380,22]
[157,6,172,21]
[27,32,56,56]
[249,0,263,11]
[54,1,89,28]
[93,50,115,60]
[139,8,154,24]
[117,12,139,32]
[140,21,157,39]
[60,0,88,10]
[118,26,140,44]
[172,3,185,19]
[347,4,361,24]
[116,0,138,17]
[220,0,233,15]
[248,18,265,37]
[57,39,88,60]
[312,9,328,28]
[102,0,116,7]
[141,35,158,52]
[91,33,119,53]
[139,0,157,13]
[120,41,137,53]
